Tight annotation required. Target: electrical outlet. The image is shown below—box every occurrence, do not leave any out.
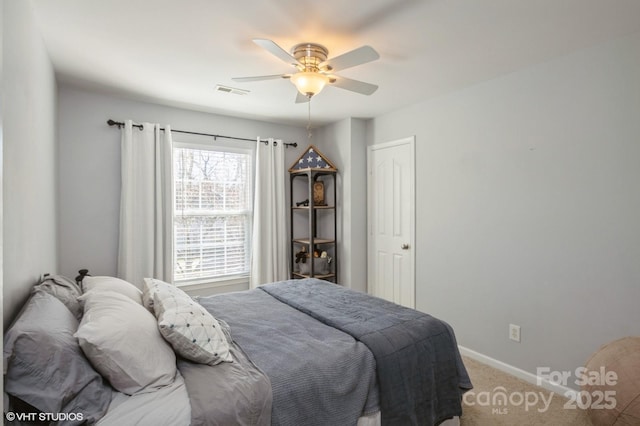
[509,324,521,343]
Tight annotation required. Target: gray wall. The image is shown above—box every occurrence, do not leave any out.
[1,0,4,334]
[2,0,58,327]
[314,118,368,292]
[366,32,640,386]
[57,85,307,280]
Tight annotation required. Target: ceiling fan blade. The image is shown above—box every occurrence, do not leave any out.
[320,46,379,72]
[329,75,378,95]
[253,39,301,67]
[295,92,310,104]
[232,74,289,82]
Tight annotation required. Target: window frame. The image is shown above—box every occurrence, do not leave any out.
[172,139,255,289]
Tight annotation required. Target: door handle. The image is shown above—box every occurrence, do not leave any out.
[401,244,410,250]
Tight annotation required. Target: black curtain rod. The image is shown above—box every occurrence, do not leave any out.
[107,119,297,148]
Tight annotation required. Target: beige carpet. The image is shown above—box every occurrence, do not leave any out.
[460,356,594,426]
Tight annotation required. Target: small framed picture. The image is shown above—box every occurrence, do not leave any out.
[313,181,325,205]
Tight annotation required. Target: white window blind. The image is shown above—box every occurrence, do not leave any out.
[173,145,252,283]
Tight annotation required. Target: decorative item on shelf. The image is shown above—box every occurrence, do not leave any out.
[296,199,309,207]
[313,181,325,206]
[295,246,308,264]
[320,251,333,266]
[288,144,337,173]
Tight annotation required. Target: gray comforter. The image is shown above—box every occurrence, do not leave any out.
[198,288,379,426]
[177,321,273,426]
[261,279,473,426]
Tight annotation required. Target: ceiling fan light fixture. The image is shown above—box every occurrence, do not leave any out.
[235,39,379,100]
[290,72,329,97]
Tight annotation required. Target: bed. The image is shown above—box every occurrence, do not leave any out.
[3,273,472,426]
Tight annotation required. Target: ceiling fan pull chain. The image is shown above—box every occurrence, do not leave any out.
[307,97,313,142]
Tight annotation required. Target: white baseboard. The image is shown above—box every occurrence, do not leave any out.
[458,346,577,399]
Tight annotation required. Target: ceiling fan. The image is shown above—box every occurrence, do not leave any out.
[233,39,380,103]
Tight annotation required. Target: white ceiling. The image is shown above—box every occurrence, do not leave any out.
[31,0,640,127]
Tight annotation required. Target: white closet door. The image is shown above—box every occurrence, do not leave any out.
[367,137,415,308]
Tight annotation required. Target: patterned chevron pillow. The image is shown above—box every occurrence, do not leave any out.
[144,278,233,365]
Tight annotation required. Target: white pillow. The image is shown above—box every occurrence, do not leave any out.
[82,276,143,305]
[75,291,177,394]
[142,276,159,311]
[145,278,233,365]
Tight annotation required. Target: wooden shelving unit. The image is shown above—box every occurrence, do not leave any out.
[289,146,338,282]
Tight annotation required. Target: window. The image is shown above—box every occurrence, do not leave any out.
[173,143,253,285]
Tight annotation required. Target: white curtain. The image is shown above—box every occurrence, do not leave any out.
[250,138,289,288]
[118,120,173,287]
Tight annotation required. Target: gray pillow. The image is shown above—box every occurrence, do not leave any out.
[75,290,177,395]
[3,292,112,424]
[32,274,83,320]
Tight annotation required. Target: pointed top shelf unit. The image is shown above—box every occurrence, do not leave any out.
[289,145,338,282]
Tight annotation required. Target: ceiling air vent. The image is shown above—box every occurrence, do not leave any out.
[215,85,250,96]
